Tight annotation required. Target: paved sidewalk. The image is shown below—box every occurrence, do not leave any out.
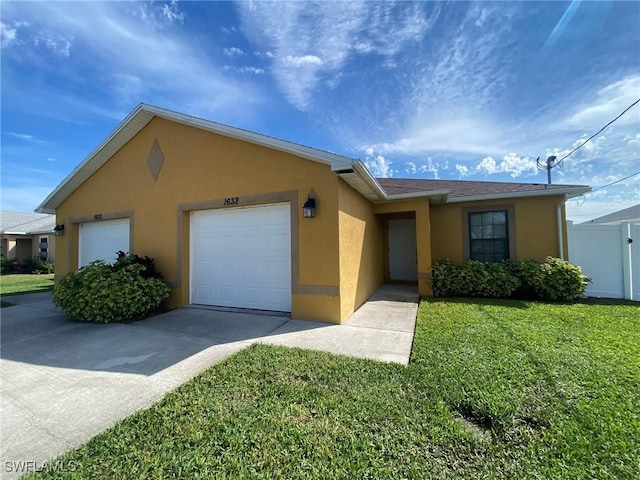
[262,284,418,364]
[0,286,418,479]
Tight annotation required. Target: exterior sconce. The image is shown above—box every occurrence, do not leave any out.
[53,224,65,236]
[302,197,316,218]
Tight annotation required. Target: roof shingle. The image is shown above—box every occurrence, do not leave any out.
[0,211,56,234]
[376,178,589,200]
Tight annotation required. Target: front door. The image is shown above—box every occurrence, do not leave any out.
[388,218,418,281]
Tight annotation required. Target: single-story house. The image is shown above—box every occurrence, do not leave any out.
[582,203,640,225]
[36,104,590,323]
[0,211,56,262]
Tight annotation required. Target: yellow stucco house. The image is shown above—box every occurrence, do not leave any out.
[37,104,590,323]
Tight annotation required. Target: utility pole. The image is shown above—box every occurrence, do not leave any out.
[536,155,561,184]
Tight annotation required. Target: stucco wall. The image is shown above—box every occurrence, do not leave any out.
[0,234,54,262]
[430,195,566,264]
[373,198,432,296]
[338,180,384,321]
[55,117,343,322]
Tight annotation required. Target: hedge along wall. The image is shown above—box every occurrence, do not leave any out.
[431,257,591,302]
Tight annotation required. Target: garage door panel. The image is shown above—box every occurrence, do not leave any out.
[79,219,130,267]
[191,203,291,312]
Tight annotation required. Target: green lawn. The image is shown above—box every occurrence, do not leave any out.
[27,299,639,479]
[0,273,54,296]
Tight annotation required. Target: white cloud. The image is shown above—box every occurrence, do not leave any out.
[405,162,417,174]
[455,164,470,177]
[281,55,323,67]
[559,75,640,131]
[7,132,47,144]
[417,158,440,179]
[161,0,184,24]
[134,0,184,29]
[366,116,508,157]
[223,46,244,57]
[222,66,264,75]
[0,21,17,47]
[33,31,73,56]
[364,152,394,178]
[1,2,264,122]
[236,2,438,110]
[476,153,538,178]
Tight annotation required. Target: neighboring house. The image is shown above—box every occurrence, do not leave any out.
[36,104,590,323]
[581,204,640,225]
[0,211,56,262]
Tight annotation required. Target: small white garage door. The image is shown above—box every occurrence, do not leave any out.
[191,203,291,312]
[79,218,131,267]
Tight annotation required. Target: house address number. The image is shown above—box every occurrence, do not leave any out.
[223,197,239,206]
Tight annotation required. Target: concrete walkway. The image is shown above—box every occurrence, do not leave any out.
[0,285,418,479]
[261,284,418,364]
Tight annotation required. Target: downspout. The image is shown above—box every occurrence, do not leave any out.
[557,195,568,260]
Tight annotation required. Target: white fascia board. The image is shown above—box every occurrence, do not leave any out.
[379,189,450,202]
[446,186,591,204]
[351,161,388,200]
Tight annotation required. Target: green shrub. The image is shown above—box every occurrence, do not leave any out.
[112,251,162,279]
[431,258,461,297]
[432,258,519,298]
[20,256,54,274]
[431,257,589,302]
[506,259,542,299]
[536,256,591,301]
[53,258,170,323]
[0,257,13,274]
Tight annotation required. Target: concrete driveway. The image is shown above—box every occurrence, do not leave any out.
[0,286,417,479]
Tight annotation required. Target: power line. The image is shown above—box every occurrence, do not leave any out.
[537,97,640,184]
[557,97,640,164]
[587,170,640,195]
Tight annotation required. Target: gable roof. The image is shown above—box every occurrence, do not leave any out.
[582,203,640,224]
[36,103,590,213]
[377,178,590,203]
[1,211,55,234]
[36,103,383,213]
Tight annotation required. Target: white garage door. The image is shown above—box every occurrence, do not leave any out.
[191,203,291,312]
[79,218,130,267]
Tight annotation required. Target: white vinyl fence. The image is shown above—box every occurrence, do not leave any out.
[567,221,639,300]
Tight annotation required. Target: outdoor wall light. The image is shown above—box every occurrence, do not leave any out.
[302,197,316,218]
[53,224,65,236]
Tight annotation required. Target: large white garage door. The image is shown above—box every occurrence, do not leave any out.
[79,218,130,267]
[191,203,291,312]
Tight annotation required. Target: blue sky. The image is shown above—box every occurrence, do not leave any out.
[1,1,638,222]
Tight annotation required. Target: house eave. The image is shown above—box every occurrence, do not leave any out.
[373,189,450,204]
[445,186,591,204]
[333,160,388,201]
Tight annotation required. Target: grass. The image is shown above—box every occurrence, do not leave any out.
[26,299,639,479]
[0,273,54,296]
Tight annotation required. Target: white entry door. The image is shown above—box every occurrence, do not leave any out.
[388,218,418,281]
[190,203,291,312]
[78,218,130,267]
